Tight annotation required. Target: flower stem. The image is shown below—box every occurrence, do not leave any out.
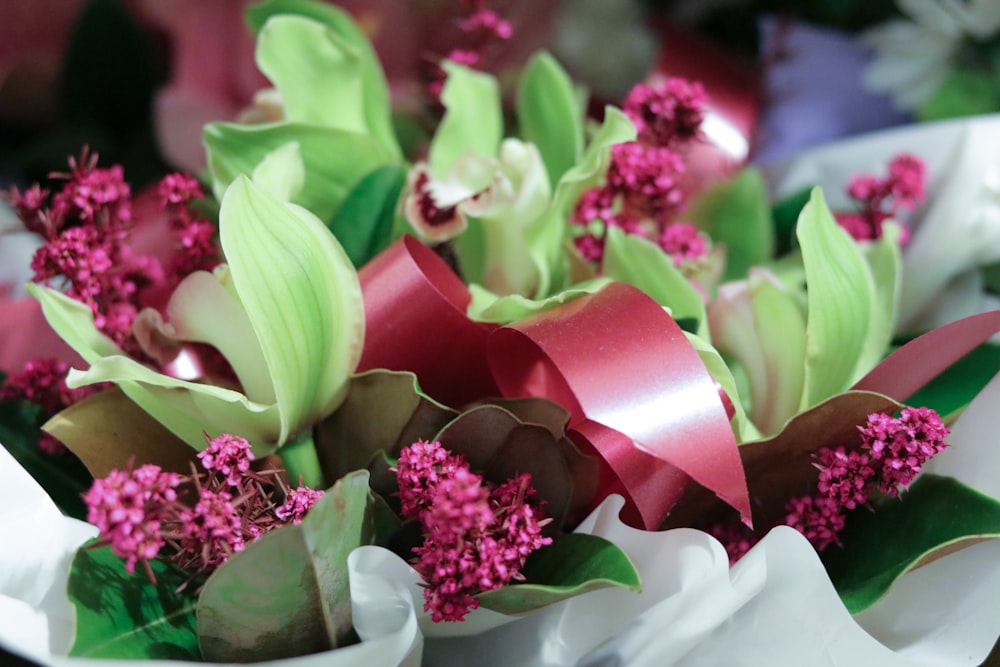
[279,433,324,489]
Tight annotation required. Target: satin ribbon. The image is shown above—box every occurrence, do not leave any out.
[358,237,750,530]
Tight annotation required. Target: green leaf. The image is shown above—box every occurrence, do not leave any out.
[796,188,874,408]
[328,164,406,267]
[476,533,640,614]
[822,474,1000,613]
[313,370,457,498]
[245,0,400,159]
[428,62,502,181]
[917,70,1000,122]
[68,543,199,660]
[0,396,91,520]
[221,176,365,446]
[516,51,584,186]
[771,187,811,256]
[906,343,1000,417]
[204,121,392,223]
[687,167,775,282]
[466,278,610,324]
[602,226,708,339]
[198,470,398,661]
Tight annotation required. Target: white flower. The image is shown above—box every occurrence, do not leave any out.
[863,0,1000,110]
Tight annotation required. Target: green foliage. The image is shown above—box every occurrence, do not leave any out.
[68,543,200,660]
[517,52,585,186]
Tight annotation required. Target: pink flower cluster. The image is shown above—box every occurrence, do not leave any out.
[83,433,323,580]
[426,1,513,99]
[5,152,217,355]
[571,78,710,267]
[712,406,949,561]
[834,153,926,243]
[786,406,949,551]
[396,439,552,622]
[0,358,99,453]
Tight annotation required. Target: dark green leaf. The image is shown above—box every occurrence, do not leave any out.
[771,187,811,256]
[823,474,1000,613]
[905,343,1000,418]
[197,470,399,662]
[0,397,90,520]
[328,164,407,267]
[68,543,199,660]
[687,167,775,282]
[204,122,392,223]
[476,533,640,615]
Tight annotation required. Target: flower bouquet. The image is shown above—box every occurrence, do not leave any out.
[4,1,1000,665]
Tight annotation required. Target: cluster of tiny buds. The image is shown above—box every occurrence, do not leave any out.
[571,78,711,267]
[426,0,513,100]
[0,358,100,454]
[83,433,323,583]
[395,439,552,622]
[5,151,216,357]
[835,153,926,243]
[710,406,949,564]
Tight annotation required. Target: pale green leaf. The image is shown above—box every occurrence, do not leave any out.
[516,51,584,186]
[428,62,502,180]
[797,188,873,408]
[602,226,708,339]
[221,176,365,446]
[204,121,391,222]
[685,332,760,442]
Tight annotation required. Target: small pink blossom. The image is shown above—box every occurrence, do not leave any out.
[783,494,845,552]
[276,487,325,524]
[815,446,876,510]
[622,79,709,147]
[658,222,708,266]
[197,432,254,487]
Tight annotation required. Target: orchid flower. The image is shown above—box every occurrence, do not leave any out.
[26,175,365,458]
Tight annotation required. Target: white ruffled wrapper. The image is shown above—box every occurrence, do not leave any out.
[5,367,1000,667]
[768,113,1000,334]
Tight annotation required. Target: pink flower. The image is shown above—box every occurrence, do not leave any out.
[276,486,325,524]
[783,495,845,552]
[197,433,254,487]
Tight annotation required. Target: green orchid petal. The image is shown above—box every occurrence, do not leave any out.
[466,278,611,324]
[25,283,121,363]
[708,269,807,437]
[26,283,281,453]
[256,15,365,131]
[245,0,399,159]
[455,139,552,297]
[535,106,636,295]
[684,331,760,442]
[428,62,502,181]
[204,121,392,223]
[221,175,365,445]
[602,226,708,339]
[161,267,274,405]
[797,188,874,409]
[857,220,902,374]
[69,356,282,455]
[516,51,584,186]
[251,140,305,202]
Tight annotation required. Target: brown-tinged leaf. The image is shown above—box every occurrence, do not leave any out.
[313,369,457,485]
[663,390,900,530]
[43,387,198,478]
